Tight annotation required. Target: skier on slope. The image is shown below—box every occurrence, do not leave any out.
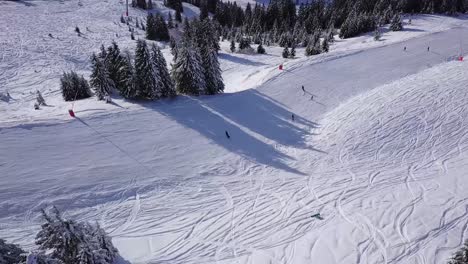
[301,85,305,95]
[404,46,407,51]
[225,130,231,139]
[291,114,295,121]
[427,46,430,52]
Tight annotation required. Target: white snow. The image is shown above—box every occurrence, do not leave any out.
[2,1,468,264]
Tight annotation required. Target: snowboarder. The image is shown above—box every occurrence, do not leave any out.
[404,46,407,51]
[310,95,314,101]
[301,85,305,95]
[427,46,430,52]
[291,114,295,121]
[225,130,230,139]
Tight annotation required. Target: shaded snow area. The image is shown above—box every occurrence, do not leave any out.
[2,1,468,264]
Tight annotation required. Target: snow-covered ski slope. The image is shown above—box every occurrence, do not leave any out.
[2,1,468,263]
[1,0,466,124]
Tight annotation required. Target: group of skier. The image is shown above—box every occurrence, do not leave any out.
[404,46,431,52]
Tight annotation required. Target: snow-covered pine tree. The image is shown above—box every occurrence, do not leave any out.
[151,44,176,97]
[171,39,205,95]
[390,13,403,31]
[257,43,265,54]
[374,27,382,41]
[90,53,114,100]
[200,4,209,20]
[230,39,236,52]
[60,71,92,101]
[168,12,174,29]
[0,239,26,263]
[106,41,125,90]
[176,9,182,22]
[154,14,170,41]
[36,90,47,106]
[35,207,82,263]
[322,38,329,52]
[290,45,296,58]
[120,51,138,99]
[282,46,289,58]
[135,39,160,99]
[35,207,118,264]
[202,44,224,95]
[448,239,468,264]
[146,13,156,40]
[305,36,321,56]
[98,44,108,61]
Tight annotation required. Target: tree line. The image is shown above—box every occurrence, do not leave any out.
[61,18,223,102]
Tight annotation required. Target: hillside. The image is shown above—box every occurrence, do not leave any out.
[1,0,468,263]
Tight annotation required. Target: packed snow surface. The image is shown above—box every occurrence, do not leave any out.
[2,1,468,264]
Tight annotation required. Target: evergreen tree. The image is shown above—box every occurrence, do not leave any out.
[305,36,321,56]
[374,28,382,41]
[135,39,160,99]
[90,53,114,100]
[239,37,251,50]
[60,71,92,101]
[201,44,224,95]
[0,239,26,263]
[146,14,156,40]
[151,44,176,97]
[147,14,170,41]
[257,43,265,54]
[448,239,468,264]
[168,12,174,28]
[282,46,289,58]
[390,13,403,31]
[136,0,147,9]
[200,4,209,20]
[290,45,295,57]
[322,38,329,52]
[171,40,205,95]
[120,51,138,99]
[106,41,125,90]
[35,207,118,264]
[230,39,236,52]
[176,9,182,22]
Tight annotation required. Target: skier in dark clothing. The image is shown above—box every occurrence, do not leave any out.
[225,130,230,139]
[310,95,314,101]
[301,85,305,95]
[291,114,295,121]
[404,46,407,51]
[427,46,430,52]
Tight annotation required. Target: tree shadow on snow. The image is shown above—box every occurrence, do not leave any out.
[141,89,324,175]
[219,53,267,67]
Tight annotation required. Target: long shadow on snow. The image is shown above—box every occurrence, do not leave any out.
[205,89,320,149]
[143,90,324,175]
[219,53,267,67]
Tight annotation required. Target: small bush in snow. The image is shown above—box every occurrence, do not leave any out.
[60,71,92,101]
[0,238,26,263]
